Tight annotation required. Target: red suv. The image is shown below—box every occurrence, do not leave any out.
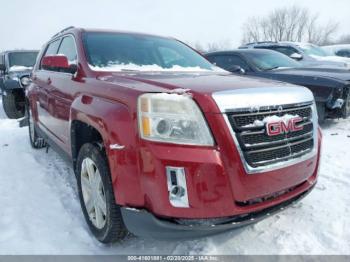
[27,27,322,243]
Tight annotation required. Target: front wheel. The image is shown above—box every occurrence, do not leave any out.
[2,90,25,119]
[76,143,128,243]
[341,93,350,119]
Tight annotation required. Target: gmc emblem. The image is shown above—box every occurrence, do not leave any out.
[266,117,304,136]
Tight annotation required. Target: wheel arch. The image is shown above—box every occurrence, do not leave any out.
[70,94,144,207]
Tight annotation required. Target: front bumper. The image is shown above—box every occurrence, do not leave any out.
[121,183,315,239]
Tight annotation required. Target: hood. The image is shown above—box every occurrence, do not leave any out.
[8,66,33,78]
[97,71,296,95]
[309,55,350,68]
[271,67,350,82]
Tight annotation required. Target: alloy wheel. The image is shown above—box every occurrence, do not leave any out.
[80,157,107,229]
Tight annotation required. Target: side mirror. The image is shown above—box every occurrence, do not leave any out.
[290,53,303,61]
[41,55,77,74]
[228,65,246,74]
[0,64,6,72]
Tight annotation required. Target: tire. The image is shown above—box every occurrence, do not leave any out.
[76,143,128,243]
[316,102,326,124]
[2,90,25,119]
[341,93,350,119]
[27,103,46,149]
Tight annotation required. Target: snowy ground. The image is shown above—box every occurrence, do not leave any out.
[0,98,349,255]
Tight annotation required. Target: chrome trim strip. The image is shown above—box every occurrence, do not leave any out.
[246,136,313,153]
[244,131,313,149]
[212,86,314,113]
[240,121,312,136]
[231,104,312,117]
[109,144,125,150]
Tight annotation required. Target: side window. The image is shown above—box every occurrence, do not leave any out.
[40,39,61,70]
[257,46,298,56]
[209,55,250,71]
[45,40,61,56]
[336,49,350,58]
[275,46,299,56]
[57,36,78,64]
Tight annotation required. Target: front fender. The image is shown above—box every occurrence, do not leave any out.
[265,73,344,103]
[70,94,144,207]
[3,78,22,90]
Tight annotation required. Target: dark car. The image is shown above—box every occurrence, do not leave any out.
[239,41,350,69]
[205,49,350,122]
[0,50,39,118]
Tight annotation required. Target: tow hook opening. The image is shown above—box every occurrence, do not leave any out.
[166,167,189,208]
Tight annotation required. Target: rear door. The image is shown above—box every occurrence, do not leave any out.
[44,35,78,152]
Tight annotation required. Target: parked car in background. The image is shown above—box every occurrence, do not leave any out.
[0,50,38,118]
[26,27,321,243]
[239,41,350,69]
[323,44,350,58]
[205,49,350,122]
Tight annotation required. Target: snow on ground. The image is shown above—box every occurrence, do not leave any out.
[0,98,349,255]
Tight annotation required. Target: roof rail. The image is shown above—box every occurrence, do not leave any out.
[244,41,277,46]
[51,26,75,39]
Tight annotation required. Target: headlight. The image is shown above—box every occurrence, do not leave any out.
[20,76,31,86]
[138,93,214,146]
[10,75,19,81]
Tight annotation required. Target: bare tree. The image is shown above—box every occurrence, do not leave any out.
[335,35,350,44]
[241,5,338,45]
[206,39,232,52]
[194,41,205,53]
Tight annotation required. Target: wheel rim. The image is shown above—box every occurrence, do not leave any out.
[81,158,107,229]
[28,107,35,142]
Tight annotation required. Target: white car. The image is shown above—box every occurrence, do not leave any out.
[323,44,350,58]
[240,41,350,69]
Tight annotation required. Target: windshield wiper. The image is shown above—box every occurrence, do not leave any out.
[264,66,281,71]
[120,69,141,72]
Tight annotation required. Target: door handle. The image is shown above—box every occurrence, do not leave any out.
[46,78,52,85]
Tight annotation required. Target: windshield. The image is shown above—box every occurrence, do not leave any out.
[8,52,38,68]
[83,32,220,72]
[244,51,302,71]
[299,44,329,57]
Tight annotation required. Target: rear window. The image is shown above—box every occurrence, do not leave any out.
[45,40,61,56]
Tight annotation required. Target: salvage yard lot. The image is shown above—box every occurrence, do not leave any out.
[0,98,349,255]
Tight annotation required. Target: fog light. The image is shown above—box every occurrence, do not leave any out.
[166,167,189,208]
[20,76,31,87]
[170,185,185,198]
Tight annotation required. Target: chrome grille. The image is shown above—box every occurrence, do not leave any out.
[227,103,315,168]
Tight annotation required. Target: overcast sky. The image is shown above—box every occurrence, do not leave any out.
[1,0,349,51]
